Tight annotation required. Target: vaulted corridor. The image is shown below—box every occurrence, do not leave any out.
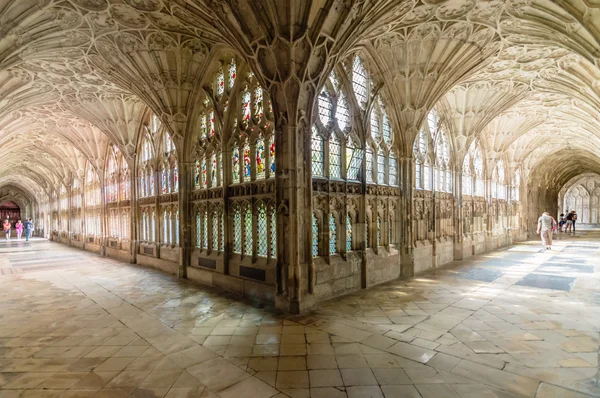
[0,230,598,397]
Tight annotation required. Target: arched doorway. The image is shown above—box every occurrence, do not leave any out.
[0,201,21,227]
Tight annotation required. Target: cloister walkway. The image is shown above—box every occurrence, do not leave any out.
[0,231,599,398]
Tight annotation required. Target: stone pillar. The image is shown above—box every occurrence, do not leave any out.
[178,160,194,279]
[400,157,414,277]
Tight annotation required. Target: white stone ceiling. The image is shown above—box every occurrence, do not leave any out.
[1,0,600,199]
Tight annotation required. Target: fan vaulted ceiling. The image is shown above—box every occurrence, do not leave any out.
[1,0,600,200]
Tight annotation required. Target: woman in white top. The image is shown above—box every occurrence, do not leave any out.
[537,212,557,250]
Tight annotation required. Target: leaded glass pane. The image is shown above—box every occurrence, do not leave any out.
[269,139,275,177]
[312,213,319,257]
[329,135,341,179]
[212,210,219,251]
[216,68,224,97]
[389,156,397,186]
[270,206,276,258]
[346,145,363,181]
[244,205,252,256]
[232,146,240,182]
[233,205,241,253]
[352,56,368,108]
[318,88,333,127]
[329,214,336,254]
[243,145,251,180]
[377,152,385,184]
[257,203,268,257]
[256,138,266,179]
[346,214,352,252]
[202,209,208,249]
[370,107,379,139]
[366,149,374,183]
[228,58,236,89]
[335,92,350,132]
[211,154,217,187]
[242,89,251,122]
[254,86,264,120]
[311,128,324,177]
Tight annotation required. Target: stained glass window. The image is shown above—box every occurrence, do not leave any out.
[329,214,337,254]
[377,216,382,246]
[242,88,251,122]
[232,146,240,183]
[233,204,241,254]
[212,210,219,251]
[256,138,266,179]
[330,135,341,178]
[211,154,217,187]
[228,58,236,89]
[201,158,207,189]
[335,92,350,132]
[254,86,263,120]
[318,88,332,127]
[270,205,276,258]
[202,209,208,249]
[389,155,398,186]
[377,151,386,184]
[346,214,352,252]
[366,149,374,183]
[352,56,368,108]
[311,127,324,177]
[244,205,252,256]
[257,203,268,257]
[269,139,275,176]
[312,213,319,257]
[243,144,251,180]
[216,67,225,97]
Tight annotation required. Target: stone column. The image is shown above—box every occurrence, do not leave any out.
[400,157,414,277]
[178,160,194,279]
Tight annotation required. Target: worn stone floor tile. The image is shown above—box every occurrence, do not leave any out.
[217,376,278,398]
[309,369,344,387]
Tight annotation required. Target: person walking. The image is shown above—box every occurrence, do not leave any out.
[3,219,11,241]
[564,210,574,233]
[558,213,565,232]
[537,212,557,250]
[15,220,23,240]
[24,219,33,241]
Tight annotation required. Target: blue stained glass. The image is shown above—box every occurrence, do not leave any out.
[232,146,240,183]
[329,214,337,254]
[312,213,319,257]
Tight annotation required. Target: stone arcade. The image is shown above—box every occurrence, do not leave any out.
[1,0,600,315]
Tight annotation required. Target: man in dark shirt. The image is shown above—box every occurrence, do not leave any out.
[565,211,574,233]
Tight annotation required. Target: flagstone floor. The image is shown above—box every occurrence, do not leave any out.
[0,231,599,398]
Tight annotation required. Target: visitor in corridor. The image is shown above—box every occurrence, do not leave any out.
[564,211,574,233]
[558,213,565,232]
[15,220,23,240]
[537,212,557,251]
[3,219,11,241]
[572,211,577,232]
[24,219,33,241]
